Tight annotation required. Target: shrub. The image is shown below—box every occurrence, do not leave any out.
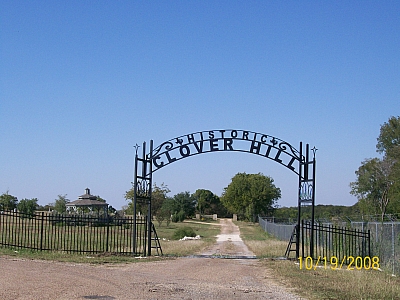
[172,226,196,240]
[171,210,186,223]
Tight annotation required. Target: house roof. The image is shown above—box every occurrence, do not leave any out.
[66,188,108,207]
[66,199,108,207]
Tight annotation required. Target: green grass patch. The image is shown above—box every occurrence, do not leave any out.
[234,221,288,258]
[234,221,272,241]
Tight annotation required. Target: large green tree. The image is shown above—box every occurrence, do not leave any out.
[17,198,38,216]
[221,172,281,222]
[0,191,18,211]
[350,157,396,219]
[171,191,196,220]
[350,116,400,220]
[193,189,217,215]
[193,189,227,216]
[377,116,400,211]
[159,197,175,226]
[376,116,400,158]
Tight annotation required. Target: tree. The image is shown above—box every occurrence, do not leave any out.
[221,172,281,222]
[350,158,394,220]
[193,189,215,215]
[171,191,196,221]
[377,116,400,211]
[124,184,146,215]
[376,116,400,158]
[17,198,38,216]
[124,183,171,220]
[350,116,400,221]
[193,189,227,216]
[124,185,135,215]
[160,197,176,226]
[54,194,70,214]
[152,183,171,225]
[0,191,18,211]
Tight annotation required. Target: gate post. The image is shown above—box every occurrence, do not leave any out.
[147,140,153,256]
[132,145,138,255]
[297,143,316,259]
[296,142,303,259]
[133,141,153,256]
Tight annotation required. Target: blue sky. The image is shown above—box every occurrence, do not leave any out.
[1,1,399,210]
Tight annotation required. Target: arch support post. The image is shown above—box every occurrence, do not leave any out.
[133,140,153,256]
[296,143,317,259]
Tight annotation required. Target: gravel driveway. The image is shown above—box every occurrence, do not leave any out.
[0,219,303,299]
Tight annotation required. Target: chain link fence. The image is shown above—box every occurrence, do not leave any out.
[259,217,295,242]
[259,216,400,275]
[351,222,400,275]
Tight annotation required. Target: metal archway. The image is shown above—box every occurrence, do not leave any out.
[133,129,316,257]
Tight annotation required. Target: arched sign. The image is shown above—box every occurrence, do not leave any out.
[151,129,301,175]
[133,129,316,258]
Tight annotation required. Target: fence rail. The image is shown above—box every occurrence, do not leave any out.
[300,220,371,261]
[0,210,148,255]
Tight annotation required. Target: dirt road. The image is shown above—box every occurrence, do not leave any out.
[0,219,302,299]
[198,218,256,257]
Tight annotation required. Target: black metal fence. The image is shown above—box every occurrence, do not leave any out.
[0,210,148,255]
[260,217,371,262]
[300,220,371,261]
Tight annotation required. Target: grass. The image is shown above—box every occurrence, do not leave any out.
[235,221,400,300]
[234,220,288,257]
[0,246,162,264]
[156,220,220,256]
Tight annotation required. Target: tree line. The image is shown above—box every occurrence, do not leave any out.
[124,172,281,225]
[1,171,281,222]
[0,192,38,216]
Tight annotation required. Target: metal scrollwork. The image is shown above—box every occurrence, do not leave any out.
[152,141,174,157]
[278,141,301,160]
[299,182,313,202]
[136,179,150,198]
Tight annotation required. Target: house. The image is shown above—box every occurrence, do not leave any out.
[66,188,108,215]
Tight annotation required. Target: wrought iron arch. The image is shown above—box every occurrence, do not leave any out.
[150,130,302,175]
[133,129,316,257]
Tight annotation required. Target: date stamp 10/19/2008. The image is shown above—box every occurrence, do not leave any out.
[298,256,380,271]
